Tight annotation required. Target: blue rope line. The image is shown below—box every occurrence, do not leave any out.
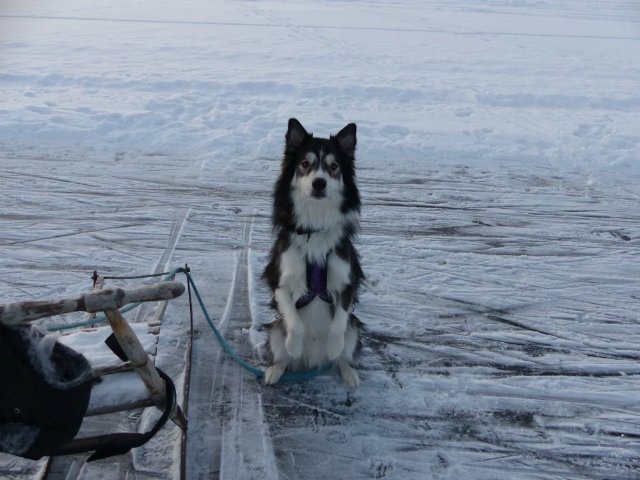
[47,265,330,382]
[185,272,332,382]
[46,267,183,332]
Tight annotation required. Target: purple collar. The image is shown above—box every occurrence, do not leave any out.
[295,260,333,309]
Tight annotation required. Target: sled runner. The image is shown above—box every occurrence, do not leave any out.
[0,280,187,462]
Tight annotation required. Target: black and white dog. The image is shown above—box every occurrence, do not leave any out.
[262,118,364,388]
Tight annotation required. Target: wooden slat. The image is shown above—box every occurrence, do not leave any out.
[104,308,166,402]
[0,281,185,325]
[102,308,188,429]
[93,362,135,377]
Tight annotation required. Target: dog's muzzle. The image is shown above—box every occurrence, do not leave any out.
[311,178,327,198]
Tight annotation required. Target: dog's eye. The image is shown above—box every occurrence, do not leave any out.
[330,163,339,171]
[300,160,310,169]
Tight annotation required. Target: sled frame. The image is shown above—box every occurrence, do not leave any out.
[0,281,188,430]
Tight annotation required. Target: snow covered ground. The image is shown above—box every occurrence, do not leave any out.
[1,0,640,478]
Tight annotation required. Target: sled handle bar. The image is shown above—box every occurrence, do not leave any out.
[0,281,185,325]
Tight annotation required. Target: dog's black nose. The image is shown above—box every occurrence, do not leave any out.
[312,178,327,191]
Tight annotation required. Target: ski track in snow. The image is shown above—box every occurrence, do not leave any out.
[1,0,640,479]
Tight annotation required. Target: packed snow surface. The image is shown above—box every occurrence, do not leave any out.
[1,0,639,479]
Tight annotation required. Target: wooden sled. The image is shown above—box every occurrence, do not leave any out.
[0,280,188,460]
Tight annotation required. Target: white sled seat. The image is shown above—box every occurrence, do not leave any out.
[59,324,161,416]
[0,282,187,428]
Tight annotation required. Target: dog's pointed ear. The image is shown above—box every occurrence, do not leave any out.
[335,123,357,156]
[286,118,309,149]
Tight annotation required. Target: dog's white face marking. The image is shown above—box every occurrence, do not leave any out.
[302,152,318,168]
[291,150,345,234]
[323,154,342,178]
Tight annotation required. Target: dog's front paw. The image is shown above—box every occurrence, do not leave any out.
[264,363,286,385]
[285,327,304,358]
[326,330,345,361]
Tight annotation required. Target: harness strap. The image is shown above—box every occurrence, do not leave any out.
[295,260,333,309]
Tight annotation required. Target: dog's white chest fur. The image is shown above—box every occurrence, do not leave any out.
[280,232,351,298]
[291,300,333,369]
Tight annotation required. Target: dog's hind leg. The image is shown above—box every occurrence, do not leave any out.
[265,362,288,384]
[336,319,360,388]
[337,359,360,388]
[328,282,358,360]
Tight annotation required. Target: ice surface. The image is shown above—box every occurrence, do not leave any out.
[1,0,640,478]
